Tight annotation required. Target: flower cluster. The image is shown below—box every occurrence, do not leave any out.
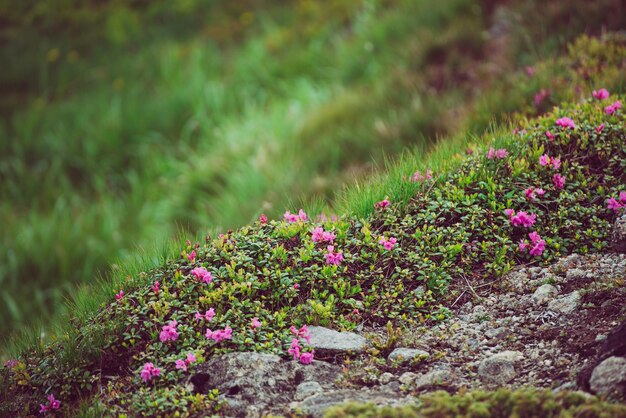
[504,209,537,228]
[191,267,213,284]
[524,187,545,201]
[534,88,549,107]
[519,232,546,257]
[607,192,626,213]
[605,100,622,115]
[175,353,197,372]
[545,131,555,140]
[186,250,196,262]
[379,236,397,250]
[539,154,560,170]
[411,170,432,182]
[595,123,605,134]
[487,148,508,159]
[205,325,233,343]
[39,394,61,415]
[115,290,124,300]
[140,362,161,382]
[160,320,179,342]
[284,209,308,223]
[288,325,314,365]
[151,281,160,293]
[324,245,344,265]
[553,174,565,190]
[311,227,335,243]
[259,214,268,224]
[252,317,262,329]
[593,88,609,100]
[555,116,576,129]
[195,308,215,322]
[375,199,390,209]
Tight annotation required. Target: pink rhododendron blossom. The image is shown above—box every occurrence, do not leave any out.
[411,170,432,182]
[553,174,566,190]
[519,232,546,256]
[311,227,335,244]
[518,240,529,252]
[593,88,610,100]
[175,359,187,371]
[151,281,160,293]
[555,117,576,129]
[175,353,197,371]
[620,192,626,202]
[487,148,508,159]
[379,236,398,250]
[259,214,268,224]
[293,283,300,290]
[39,394,61,414]
[252,317,262,329]
[505,210,537,228]
[195,308,215,322]
[605,100,622,115]
[534,89,549,106]
[324,245,344,266]
[525,66,535,77]
[606,193,626,212]
[284,209,308,223]
[288,338,301,360]
[191,267,212,283]
[159,320,179,342]
[545,131,555,140]
[186,250,196,262]
[375,199,390,209]
[595,123,605,134]
[290,325,311,343]
[539,154,560,170]
[140,362,161,382]
[299,351,315,365]
[206,326,233,343]
[115,290,124,300]
[298,209,308,221]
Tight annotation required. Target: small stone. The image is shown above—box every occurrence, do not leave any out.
[478,351,523,386]
[565,268,587,280]
[595,334,607,342]
[532,284,558,304]
[307,326,368,355]
[379,372,394,385]
[612,214,626,253]
[589,356,626,399]
[398,372,417,385]
[295,381,324,401]
[485,327,509,340]
[547,291,581,314]
[414,367,457,390]
[388,348,430,364]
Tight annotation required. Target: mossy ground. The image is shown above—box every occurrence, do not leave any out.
[1,44,625,415]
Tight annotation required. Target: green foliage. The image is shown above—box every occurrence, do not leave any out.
[324,389,626,418]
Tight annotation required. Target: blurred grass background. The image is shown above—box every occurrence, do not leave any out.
[0,0,624,341]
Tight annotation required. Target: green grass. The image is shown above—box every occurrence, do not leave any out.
[1,0,625,346]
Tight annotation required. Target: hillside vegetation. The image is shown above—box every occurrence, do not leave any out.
[1,32,624,416]
[1,0,625,339]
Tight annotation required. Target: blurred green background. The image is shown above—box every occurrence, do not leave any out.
[1,0,624,341]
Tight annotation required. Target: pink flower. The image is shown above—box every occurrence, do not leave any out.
[39,404,48,414]
[151,281,160,293]
[290,325,311,343]
[375,199,390,209]
[311,227,335,243]
[187,353,196,363]
[411,170,432,182]
[504,209,515,217]
[553,174,565,190]
[140,362,161,382]
[259,214,268,224]
[528,232,546,256]
[525,66,536,77]
[539,154,550,166]
[607,197,624,213]
[39,394,61,414]
[293,283,300,290]
[299,351,315,365]
[175,353,196,372]
[535,188,546,196]
[115,290,124,300]
[187,250,196,262]
[284,209,308,223]
[518,239,529,252]
[195,308,215,322]
[545,131,555,140]
[593,88,609,100]
[159,320,179,342]
[555,117,576,129]
[620,192,626,203]
[595,123,605,134]
[524,188,536,200]
[534,89,549,107]
[4,359,18,369]
[324,245,344,266]
[191,267,212,284]
[506,210,537,228]
[379,236,398,250]
[252,317,262,329]
[487,148,508,159]
[288,338,301,360]
[539,154,560,170]
[206,326,233,343]
[605,100,622,115]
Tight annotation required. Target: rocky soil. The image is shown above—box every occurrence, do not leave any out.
[190,217,626,417]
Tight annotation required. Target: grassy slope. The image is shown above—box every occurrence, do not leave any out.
[1,0,625,337]
[1,34,625,416]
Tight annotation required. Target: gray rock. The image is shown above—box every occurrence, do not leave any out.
[307,326,368,355]
[398,372,418,385]
[485,327,509,340]
[547,291,581,314]
[388,348,430,364]
[532,284,558,304]
[565,268,587,280]
[296,389,417,418]
[478,351,523,386]
[590,356,626,399]
[414,367,458,390]
[379,372,394,385]
[295,381,324,401]
[612,214,626,253]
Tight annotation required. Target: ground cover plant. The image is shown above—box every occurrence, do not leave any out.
[1,0,625,339]
[1,72,624,415]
